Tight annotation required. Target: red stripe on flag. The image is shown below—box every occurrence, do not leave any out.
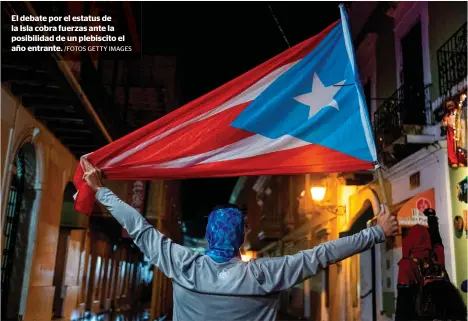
[109,103,254,166]
[73,20,342,215]
[82,20,340,168]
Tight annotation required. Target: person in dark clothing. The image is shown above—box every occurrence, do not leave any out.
[395,224,435,321]
[422,209,466,320]
[395,209,467,321]
[424,208,444,264]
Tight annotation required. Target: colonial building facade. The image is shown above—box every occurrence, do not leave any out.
[230,2,467,320]
[351,2,467,319]
[1,2,181,320]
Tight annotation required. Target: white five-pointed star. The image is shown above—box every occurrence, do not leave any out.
[294,73,346,119]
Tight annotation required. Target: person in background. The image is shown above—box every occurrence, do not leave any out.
[81,163,398,321]
[395,209,466,321]
[424,208,444,264]
[396,224,433,321]
[442,100,467,168]
[422,209,466,321]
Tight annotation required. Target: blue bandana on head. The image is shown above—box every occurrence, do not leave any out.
[205,206,244,263]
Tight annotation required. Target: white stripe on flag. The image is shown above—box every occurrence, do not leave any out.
[104,60,300,167]
[132,134,309,169]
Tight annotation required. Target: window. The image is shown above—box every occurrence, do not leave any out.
[401,21,426,125]
[1,141,38,319]
[1,150,25,315]
[364,80,372,119]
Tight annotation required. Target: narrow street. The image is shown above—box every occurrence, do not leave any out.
[1,1,467,321]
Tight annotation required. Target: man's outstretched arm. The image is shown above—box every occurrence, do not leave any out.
[254,205,397,293]
[82,163,196,280]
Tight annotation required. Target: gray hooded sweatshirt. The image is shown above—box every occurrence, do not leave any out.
[96,187,385,321]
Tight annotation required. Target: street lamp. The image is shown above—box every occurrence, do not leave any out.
[309,185,345,216]
[310,186,326,202]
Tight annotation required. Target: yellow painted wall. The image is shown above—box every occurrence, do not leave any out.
[343,180,393,320]
[448,167,468,305]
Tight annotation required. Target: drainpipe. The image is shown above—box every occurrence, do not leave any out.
[303,174,311,319]
[24,1,113,144]
[303,230,312,319]
[316,227,331,321]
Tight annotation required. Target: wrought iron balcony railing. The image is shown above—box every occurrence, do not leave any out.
[437,23,467,96]
[374,84,433,151]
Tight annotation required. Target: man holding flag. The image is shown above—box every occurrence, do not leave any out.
[75,6,398,320]
[82,161,397,321]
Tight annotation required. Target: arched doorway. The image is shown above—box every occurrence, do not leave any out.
[1,143,37,320]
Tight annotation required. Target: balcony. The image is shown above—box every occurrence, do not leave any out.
[437,23,467,97]
[374,84,436,162]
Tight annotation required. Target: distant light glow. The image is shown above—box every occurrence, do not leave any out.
[241,254,251,262]
[310,187,326,202]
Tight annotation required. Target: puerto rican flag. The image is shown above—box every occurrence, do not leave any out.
[74,6,377,215]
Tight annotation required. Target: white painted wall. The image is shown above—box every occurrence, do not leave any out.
[384,140,455,284]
